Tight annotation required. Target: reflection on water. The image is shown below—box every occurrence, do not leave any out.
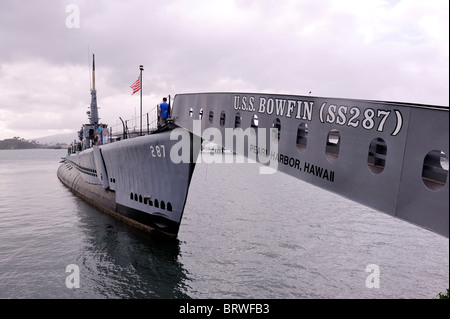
[0,149,192,299]
[72,197,190,298]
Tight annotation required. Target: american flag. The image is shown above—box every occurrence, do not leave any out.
[130,75,141,95]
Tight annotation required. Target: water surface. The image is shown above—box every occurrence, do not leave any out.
[0,149,448,298]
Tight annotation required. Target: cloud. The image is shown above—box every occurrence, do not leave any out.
[0,0,448,140]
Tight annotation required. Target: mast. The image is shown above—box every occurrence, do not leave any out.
[90,54,99,125]
[139,65,143,136]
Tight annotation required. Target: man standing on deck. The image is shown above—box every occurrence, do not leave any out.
[158,97,170,127]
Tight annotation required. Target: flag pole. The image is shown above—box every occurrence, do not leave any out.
[139,65,144,136]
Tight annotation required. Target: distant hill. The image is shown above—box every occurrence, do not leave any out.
[0,137,68,150]
[32,132,78,145]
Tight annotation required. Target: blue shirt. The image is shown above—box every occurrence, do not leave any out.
[160,102,169,118]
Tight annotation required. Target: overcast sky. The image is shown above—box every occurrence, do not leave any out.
[0,0,448,140]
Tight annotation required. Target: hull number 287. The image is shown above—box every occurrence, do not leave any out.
[150,145,166,158]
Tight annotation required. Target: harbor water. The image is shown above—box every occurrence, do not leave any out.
[0,149,448,299]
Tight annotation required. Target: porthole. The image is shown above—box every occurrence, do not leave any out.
[199,108,204,120]
[130,192,133,200]
[161,201,166,210]
[167,202,173,212]
[326,129,340,163]
[155,199,159,208]
[251,114,259,135]
[234,112,242,129]
[148,200,153,206]
[272,118,281,141]
[134,193,138,201]
[139,195,142,203]
[209,110,214,124]
[220,111,226,127]
[422,150,448,191]
[368,138,387,174]
[296,123,308,152]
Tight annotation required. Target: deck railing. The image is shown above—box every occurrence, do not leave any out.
[108,106,159,141]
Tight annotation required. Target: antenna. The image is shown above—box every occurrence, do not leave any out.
[92,54,96,91]
[88,53,99,125]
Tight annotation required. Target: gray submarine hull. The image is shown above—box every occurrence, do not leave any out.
[57,126,198,237]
